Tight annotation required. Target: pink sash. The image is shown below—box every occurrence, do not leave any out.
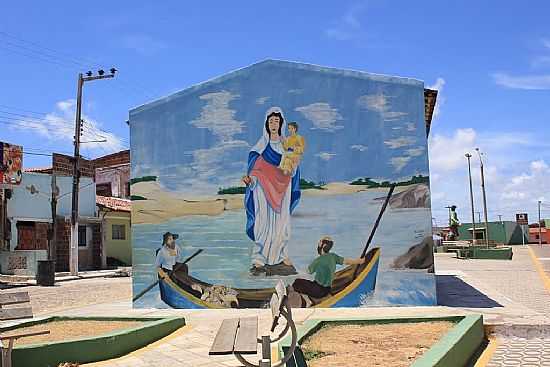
[250,157,291,213]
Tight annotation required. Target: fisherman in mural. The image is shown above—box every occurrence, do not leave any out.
[290,236,366,307]
[448,205,460,240]
[243,107,301,276]
[280,121,305,175]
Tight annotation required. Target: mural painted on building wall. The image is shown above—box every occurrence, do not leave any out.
[130,60,436,309]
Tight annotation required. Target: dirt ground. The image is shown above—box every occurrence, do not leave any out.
[301,321,454,367]
[1,277,131,315]
[1,320,145,345]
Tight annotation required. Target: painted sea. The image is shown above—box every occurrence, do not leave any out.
[133,189,436,308]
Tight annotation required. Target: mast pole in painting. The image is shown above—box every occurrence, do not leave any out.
[465,153,476,245]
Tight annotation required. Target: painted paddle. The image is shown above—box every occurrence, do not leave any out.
[353,184,396,279]
[132,249,203,302]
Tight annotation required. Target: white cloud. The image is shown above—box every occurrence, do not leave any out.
[390,156,411,172]
[325,3,366,41]
[429,127,550,227]
[428,128,477,171]
[295,102,344,132]
[427,77,445,119]
[350,144,368,152]
[190,91,245,142]
[6,99,124,153]
[357,93,408,121]
[406,122,417,132]
[316,152,337,161]
[384,137,417,149]
[256,96,270,105]
[493,73,550,90]
[531,160,549,172]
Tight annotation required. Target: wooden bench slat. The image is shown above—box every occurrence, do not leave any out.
[0,292,30,306]
[0,330,49,341]
[0,307,33,321]
[234,317,258,354]
[209,318,239,355]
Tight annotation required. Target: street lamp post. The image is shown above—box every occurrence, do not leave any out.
[475,148,490,248]
[465,153,476,245]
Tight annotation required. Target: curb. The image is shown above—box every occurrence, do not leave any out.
[279,315,484,367]
[0,316,185,367]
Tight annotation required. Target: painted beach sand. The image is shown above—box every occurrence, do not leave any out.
[130,60,436,309]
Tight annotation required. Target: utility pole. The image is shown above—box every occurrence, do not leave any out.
[475,148,490,248]
[476,211,482,223]
[70,68,116,276]
[498,215,502,223]
[539,200,543,246]
[49,174,58,263]
[465,153,476,245]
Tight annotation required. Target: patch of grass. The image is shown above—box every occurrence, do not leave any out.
[130,195,147,201]
[303,350,333,361]
[350,175,429,188]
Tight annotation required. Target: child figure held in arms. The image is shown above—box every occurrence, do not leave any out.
[280,121,305,175]
[291,236,365,307]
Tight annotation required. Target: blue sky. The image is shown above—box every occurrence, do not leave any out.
[1,1,549,223]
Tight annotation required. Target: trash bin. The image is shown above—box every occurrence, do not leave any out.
[37,260,55,286]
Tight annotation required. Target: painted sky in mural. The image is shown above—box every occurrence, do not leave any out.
[131,60,428,196]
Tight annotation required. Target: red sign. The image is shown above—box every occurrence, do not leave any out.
[0,142,23,185]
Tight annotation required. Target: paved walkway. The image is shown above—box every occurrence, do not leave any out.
[3,245,550,366]
[435,245,550,366]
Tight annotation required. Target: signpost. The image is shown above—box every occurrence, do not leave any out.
[516,213,528,246]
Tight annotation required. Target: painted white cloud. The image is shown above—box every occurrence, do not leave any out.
[288,89,303,94]
[256,96,270,105]
[390,156,411,172]
[316,152,337,161]
[295,102,344,132]
[493,73,550,90]
[357,93,408,121]
[405,147,425,157]
[427,77,445,119]
[190,91,244,142]
[6,99,125,153]
[384,137,417,149]
[406,122,417,132]
[350,144,368,152]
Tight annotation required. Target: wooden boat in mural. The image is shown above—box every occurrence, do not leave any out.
[157,247,381,309]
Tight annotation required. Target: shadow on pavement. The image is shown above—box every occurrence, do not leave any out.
[436,275,503,308]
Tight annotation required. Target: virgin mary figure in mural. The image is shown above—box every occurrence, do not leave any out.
[242,107,301,276]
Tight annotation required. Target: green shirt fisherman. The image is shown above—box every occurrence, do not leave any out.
[291,236,365,307]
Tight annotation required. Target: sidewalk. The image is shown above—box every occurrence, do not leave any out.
[3,246,550,366]
[0,268,130,287]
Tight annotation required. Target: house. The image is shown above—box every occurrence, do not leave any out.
[0,171,99,274]
[92,150,132,265]
[458,221,529,245]
[93,150,130,199]
[97,195,131,266]
[528,221,549,244]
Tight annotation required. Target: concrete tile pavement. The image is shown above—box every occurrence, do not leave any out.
[6,245,548,366]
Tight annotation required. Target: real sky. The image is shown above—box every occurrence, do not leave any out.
[1,1,549,224]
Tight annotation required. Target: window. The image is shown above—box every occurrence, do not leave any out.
[112,224,126,240]
[78,225,87,247]
[96,183,112,197]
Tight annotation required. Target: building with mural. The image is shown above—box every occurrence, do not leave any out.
[130,60,438,309]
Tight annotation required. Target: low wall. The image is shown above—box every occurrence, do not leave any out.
[0,249,48,275]
[0,316,186,367]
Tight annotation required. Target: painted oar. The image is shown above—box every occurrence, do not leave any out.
[132,249,203,302]
[353,184,395,279]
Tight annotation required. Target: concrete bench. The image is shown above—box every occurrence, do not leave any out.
[0,291,50,367]
[209,280,298,367]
